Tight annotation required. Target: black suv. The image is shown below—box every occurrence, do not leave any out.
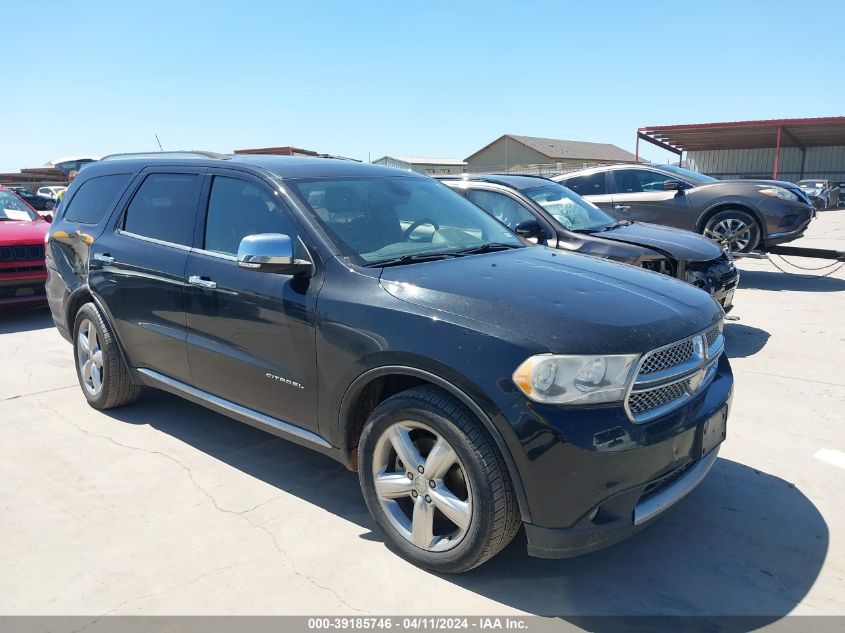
[439,174,739,312]
[46,153,733,572]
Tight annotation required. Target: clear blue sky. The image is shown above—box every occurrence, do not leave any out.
[2,0,842,172]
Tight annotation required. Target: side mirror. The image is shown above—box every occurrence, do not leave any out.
[664,180,684,191]
[237,233,312,276]
[514,219,544,239]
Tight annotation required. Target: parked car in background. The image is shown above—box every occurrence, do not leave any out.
[797,179,840,211]
[37,186,67,201]
[6,186,56,216]
[554,164,815,254]
[0,187,49,306]
[46,153,732,572]
[440,174,739,312]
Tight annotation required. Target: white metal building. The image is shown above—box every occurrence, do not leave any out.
[373,156,467,175]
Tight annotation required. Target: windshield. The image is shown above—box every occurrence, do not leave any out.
[523,183,616,231]
[0,190,39,221]
[288,176,524,265]
[797,181,825,189]
[655,164,718,184]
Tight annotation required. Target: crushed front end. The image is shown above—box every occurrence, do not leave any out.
[682,253,739,313]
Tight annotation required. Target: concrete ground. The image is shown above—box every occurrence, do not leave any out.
[1,211,843,625]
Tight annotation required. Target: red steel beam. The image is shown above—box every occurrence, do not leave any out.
[637,131,683,158]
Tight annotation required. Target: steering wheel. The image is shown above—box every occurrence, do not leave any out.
[403,218,440,240]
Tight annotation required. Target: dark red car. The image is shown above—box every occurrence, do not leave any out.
[0,186,50,306]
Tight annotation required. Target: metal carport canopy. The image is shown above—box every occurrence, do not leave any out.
[636,116,845,179]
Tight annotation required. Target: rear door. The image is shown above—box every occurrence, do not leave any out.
[608,168,693,230]
[183,169,320,433]
[89,167,204,383]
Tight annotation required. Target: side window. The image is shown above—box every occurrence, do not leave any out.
[204,176,299,256]
[613,169,679,194]
[563,173,607,196]
[465,189,535,230]
[123,173,199,245]
[63,174,132,224]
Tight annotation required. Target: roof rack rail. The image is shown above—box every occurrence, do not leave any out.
[99,151,230,161]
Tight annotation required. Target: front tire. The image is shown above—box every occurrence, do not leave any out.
[73,302,141,410]
[358,386,520,573]
[703,209,760,254]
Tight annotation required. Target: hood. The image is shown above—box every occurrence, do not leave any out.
[0,220,49,246]
[590,222,723,262]
[695,179,813,205]
[379,247,721,355]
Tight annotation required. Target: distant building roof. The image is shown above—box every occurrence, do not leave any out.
[466,135,639,163]
[376,156,467,166]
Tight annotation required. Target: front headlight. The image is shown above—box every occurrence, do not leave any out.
[513,354,639,405]
[759,186,798,202]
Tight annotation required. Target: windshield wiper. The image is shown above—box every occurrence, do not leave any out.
[588,221,633,233]
[364,252,462,268]
[451,242,519,255]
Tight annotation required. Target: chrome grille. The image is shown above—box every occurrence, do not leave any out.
[625,321,725,423]
[628,379,691,415]
[639,340,694,375]
[705,324,721,348]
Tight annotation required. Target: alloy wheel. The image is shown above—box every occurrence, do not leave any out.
[371,420,472,552]
[76,318,104,396]
[705,218,752,253]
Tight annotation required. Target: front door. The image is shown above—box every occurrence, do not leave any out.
[560,171,614,212]
[184,171,320,433]
[90,168,204,383]
[608,168,693,230]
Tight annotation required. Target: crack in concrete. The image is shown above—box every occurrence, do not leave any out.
[241,512,370,615]
[732,368,845,388]
[69,555,273,632]
[37,396,370,616]
[0,384,77,402]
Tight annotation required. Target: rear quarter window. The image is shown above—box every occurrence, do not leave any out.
[64,174,132,224]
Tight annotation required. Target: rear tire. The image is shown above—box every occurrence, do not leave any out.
[358,386,521,573]
[72,302,141,410]
[703,209,760,254]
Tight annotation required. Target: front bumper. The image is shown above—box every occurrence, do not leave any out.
[684,257,740,313]
[496,354,733,559]
[758,199,814,246]
[0,272,48,307]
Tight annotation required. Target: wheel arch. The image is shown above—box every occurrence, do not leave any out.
[338,365,532,523]
[696,202,765,237]
[66,285,131,365]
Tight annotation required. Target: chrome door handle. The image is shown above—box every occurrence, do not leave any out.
[93,253,114,264]
[614,205,631,211]
[188,275,217,289]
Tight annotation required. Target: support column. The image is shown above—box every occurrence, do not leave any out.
[773,126,782,179]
